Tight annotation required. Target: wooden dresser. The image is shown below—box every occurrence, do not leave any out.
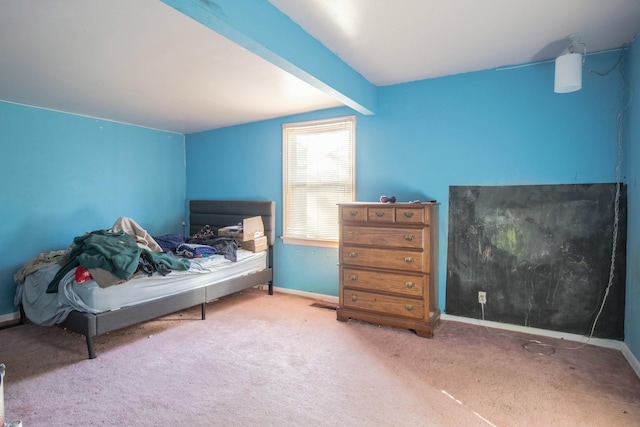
[336,202,440,337]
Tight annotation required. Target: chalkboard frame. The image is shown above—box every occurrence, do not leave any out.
[446,183,626,339]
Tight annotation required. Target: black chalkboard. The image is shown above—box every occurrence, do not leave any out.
[446,184,626,339]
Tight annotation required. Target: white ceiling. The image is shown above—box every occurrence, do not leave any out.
[1,0,639,134]
[272,0,640,85]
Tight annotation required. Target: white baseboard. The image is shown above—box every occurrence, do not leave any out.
[271,286,339,305]
[440,313,624,350]
[0,311,20,327]
[621,343,640,379]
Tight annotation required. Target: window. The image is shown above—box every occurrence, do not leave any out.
[282,116,355,247]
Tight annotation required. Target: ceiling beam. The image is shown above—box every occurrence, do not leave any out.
[161,0,376,115]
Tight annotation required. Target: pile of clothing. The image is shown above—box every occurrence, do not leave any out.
[154,225,239,262]
[15,218,241,294]
[44,217,191,292]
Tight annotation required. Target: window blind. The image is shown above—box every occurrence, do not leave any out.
[283,116,355,244]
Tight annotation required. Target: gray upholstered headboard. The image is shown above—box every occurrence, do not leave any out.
[189,200,276,246]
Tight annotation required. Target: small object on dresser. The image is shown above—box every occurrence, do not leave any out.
[379,195,396,203]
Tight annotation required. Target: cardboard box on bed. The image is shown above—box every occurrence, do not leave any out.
[218,216,264,242]
[240,235,268,252]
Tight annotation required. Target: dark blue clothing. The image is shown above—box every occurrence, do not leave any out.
[152,234,185,252]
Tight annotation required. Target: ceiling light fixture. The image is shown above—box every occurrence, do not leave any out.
[554,36,585,93]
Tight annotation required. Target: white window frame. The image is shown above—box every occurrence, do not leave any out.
[282,116,356,248]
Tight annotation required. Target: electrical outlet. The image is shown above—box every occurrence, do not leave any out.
[478,291,487,304]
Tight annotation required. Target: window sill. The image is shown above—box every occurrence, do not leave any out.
[281,236,338,249]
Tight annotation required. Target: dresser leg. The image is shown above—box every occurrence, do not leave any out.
[414,328,434,338]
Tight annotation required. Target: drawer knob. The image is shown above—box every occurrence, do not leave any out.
[349,210,358,217]
[404,257,415,264]
[405,282,415,289]
[349,274,358,281]
[348,252,358,258]
[350,295,359,302]
[405,304,415,311]
[403,234,415,241]
[404,212,414,218]
[375,211,385,217]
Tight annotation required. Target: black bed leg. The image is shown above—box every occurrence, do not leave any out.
[19,304,26,324]
[86,335,97,359]
[201,303,206,320]
[267,247,274,296]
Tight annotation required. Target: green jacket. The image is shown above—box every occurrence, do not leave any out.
[46,230,190,293]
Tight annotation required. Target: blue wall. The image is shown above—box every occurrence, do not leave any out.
[625,38,640,360]
[187,51,625,310]
[2,43,636,363]
[0,101,187,316]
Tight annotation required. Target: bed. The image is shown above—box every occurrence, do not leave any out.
[16,200,276,359]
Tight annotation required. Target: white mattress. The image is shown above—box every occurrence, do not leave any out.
[70,249,267,312]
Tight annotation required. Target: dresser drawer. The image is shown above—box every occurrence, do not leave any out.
[342,225,424,249]
[342,267,424,297]
[396,207,428,225]
[342,289,425,319]
[367,206,394,223]
[341,206,367,223]
[341,247,426,272]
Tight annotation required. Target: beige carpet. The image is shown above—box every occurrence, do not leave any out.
[1,288,639,427]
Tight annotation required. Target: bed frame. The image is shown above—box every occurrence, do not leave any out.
[23,200,276,359]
